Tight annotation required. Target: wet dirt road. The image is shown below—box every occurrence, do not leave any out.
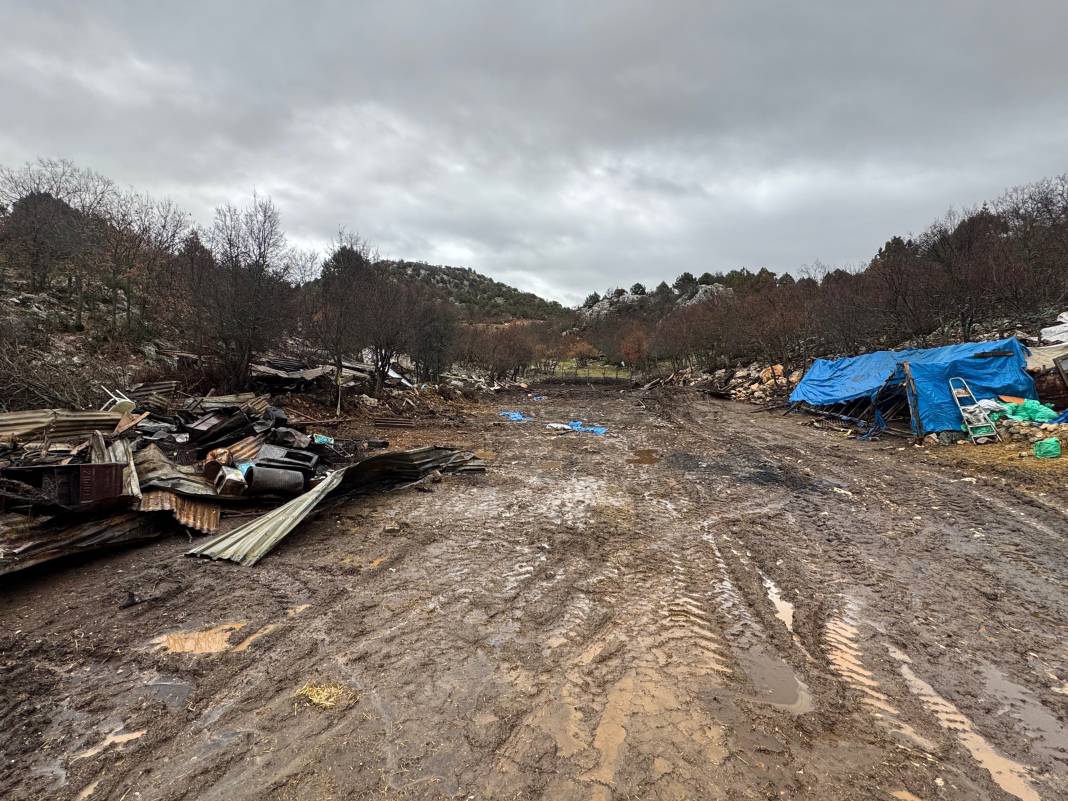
[2,388,1067,801]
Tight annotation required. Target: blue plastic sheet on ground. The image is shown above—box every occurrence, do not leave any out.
[567,420,608,436]
[790,337,1036,433]
[531,394,547,401]
[1051,409,1068,425]
[858,408,888,441]
[499,410,533,422]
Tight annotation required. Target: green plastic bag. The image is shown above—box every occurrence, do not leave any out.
[1034,437,1062,459]
[1004,400,1059,423]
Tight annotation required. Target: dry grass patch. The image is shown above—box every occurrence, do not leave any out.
[295,682,352,709]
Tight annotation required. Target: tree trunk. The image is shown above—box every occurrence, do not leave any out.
[335,356,344,416]
[75,273,84,329]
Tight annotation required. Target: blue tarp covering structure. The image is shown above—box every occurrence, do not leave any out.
[790,338,1036,434]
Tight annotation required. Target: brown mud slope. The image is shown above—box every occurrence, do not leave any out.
[2,388,1067,801]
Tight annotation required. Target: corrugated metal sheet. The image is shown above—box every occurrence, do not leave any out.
[186,469,345,565]
[126,380,180,399]
[106,439,141,499]
[184,393,270,414]
[140,490,221,534]
[222,432,268,463]
[0,409,124,444]
[187,447,481,566]
[1,510,172,576]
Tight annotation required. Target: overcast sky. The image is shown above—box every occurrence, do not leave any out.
[3,2,1067,304]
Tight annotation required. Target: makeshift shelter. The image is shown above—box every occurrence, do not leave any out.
[790,338,1036,436]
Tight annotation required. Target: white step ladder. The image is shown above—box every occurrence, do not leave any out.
[949,377,1000,444]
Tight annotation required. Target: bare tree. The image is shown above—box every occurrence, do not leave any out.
[306,237,372,412]
[205,193,294,388]
[362,273,414,393]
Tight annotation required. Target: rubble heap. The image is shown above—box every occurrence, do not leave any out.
[644,363,802,404]
[0,382,486,577]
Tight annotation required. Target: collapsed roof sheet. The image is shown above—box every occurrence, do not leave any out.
[140,490,221,534]
[1026,343,1068,373]
[0,510,173,576]
[187,447,481,566]
[134,443,217,497]
[0,409,124,444]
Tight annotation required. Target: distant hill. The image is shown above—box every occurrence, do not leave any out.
[377,260,566,321]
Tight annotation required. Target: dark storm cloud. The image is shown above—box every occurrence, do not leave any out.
[3,1,1067,303]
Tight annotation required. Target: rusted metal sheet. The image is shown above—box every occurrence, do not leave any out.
[0,409,124,444]
[0,510,173,576]
[90,436,141,499]
[226,432,268,463]
[0,463,126,510]
[139,490,221,534]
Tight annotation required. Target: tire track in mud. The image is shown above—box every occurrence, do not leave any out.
[820,601,939,755]
[489,490,745,799]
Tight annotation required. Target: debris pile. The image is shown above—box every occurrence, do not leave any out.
[644,363,801,403]
[0,383,486,576]
[994,400,1068,452]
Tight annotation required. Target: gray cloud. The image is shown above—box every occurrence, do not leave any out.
[3,1,1067,303]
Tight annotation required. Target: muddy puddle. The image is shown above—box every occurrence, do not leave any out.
[739,648,813,714]
[981,661,1068,763]
[152,606,309,655]
[626,448,661,465]
[152,622,247,654]
[73,728,145,760]
[889,647,1040,801]
[759,572,794,631]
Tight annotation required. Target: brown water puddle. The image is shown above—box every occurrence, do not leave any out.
[981,661,1068,763]
[739,648,813,714]
[154,606,308,655]
[73,728,145,760]
[890,648,1040,801]
[152,622,247,654]
[626,449,661,465]
[760,572,795,631]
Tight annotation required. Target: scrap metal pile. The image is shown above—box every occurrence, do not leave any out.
[0,385,485,577]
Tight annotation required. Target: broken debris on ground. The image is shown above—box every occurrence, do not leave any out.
[0,381,487,576]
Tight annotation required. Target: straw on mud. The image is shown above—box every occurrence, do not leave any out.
[295,682,349,709]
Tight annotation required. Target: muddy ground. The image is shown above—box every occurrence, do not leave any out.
[2,388,1067,801]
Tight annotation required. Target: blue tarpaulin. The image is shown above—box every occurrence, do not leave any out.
[790,337,1036,434]
[499,410,533,422]
[567,420,608,436]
